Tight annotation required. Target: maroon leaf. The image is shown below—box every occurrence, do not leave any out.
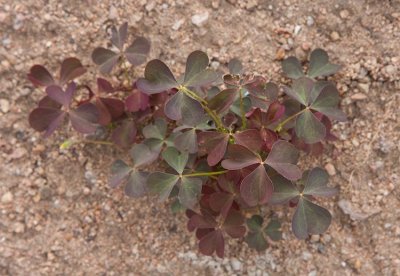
[29,107,66,138]
[59,58,86,85]
[97,78,114,93]
[221,144,261,170]
[111,120,137,148]
[265,140,301,181]
[69,103,98,133]
[223,209,246,238]
[198,229,225,258]
[240,164,273,206]
[233,129,264,152]
[198,131,229,166]
[46,83,75,107]
[125,90,149,112]
[27,65,55,87]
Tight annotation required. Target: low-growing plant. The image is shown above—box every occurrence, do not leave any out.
[28,23,345,258]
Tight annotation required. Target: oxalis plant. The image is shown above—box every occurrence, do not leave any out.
[27,23,345,258]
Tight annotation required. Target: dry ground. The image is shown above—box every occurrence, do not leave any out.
[0,0,399,275]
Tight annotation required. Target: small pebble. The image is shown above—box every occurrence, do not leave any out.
[357,83,370,93]
[1,191,13,203]
[306,16,314,26]
[330,31,340,41]
[275,48,285,60]
[351,93,367,100]
[231,258,242,271]
[191,12,209,27]
[340,10,350,19]
[325,163,336,176]
[0,99,10,113]
[172,19,184,31]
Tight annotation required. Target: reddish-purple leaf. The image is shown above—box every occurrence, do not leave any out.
[233,129,264,152]
[223,209,246,238]
[38,96,62,109]
[111,120,137,148]
[222,144,261,170]
[69,103,98,133]
[27,65,55,87]
[98,97,124,122]
[198,131,229,166]
[125,90,149,112]
[59,58,86,85]
[265,140,301,181]
[209,192,234,218]
[136,59,178,94]
[240,164,273,206]
[208,88,237,114]
[29,107,66,137]
[46,83,75,107]
[198,229,225,258]
[97,78,114,93]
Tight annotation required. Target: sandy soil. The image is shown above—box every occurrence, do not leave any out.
[0,0,399,275]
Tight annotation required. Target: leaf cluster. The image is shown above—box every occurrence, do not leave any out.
[27,23,344,258]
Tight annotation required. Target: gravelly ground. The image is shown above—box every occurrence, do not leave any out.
[0,0,399,275]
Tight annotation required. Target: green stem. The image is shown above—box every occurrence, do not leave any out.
[239,88,247,130]
[178,86,227,132]
[184,170,228,177]
[83,139,115,146]
[274,108,307,132]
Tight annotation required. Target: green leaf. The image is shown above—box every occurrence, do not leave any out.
[91,47,120,74]
[124,37,150,66]
[228,58,243,75]
[269,175,299,204]
[124,171,148,198]
[295,110,326,144]
[311,85,347,121]
[109,159,131,188]
[308,48,341,78]
[178,177,203,209]
[283,77,314,106]
[183,51,218,87]
[142,118,167,140]
[147,172,180,201]
[265,218,282,241]
[162,147,188,174]
[240,164,273,206]
[164,92,204,121]
[171,198,185,213]
[136,59,178,94]
[245,215,282,251]
[282,56,304,79]
[292,197,332,239]
[130,143,158,167]
[174,129,198,154]
[302,167,338,197]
